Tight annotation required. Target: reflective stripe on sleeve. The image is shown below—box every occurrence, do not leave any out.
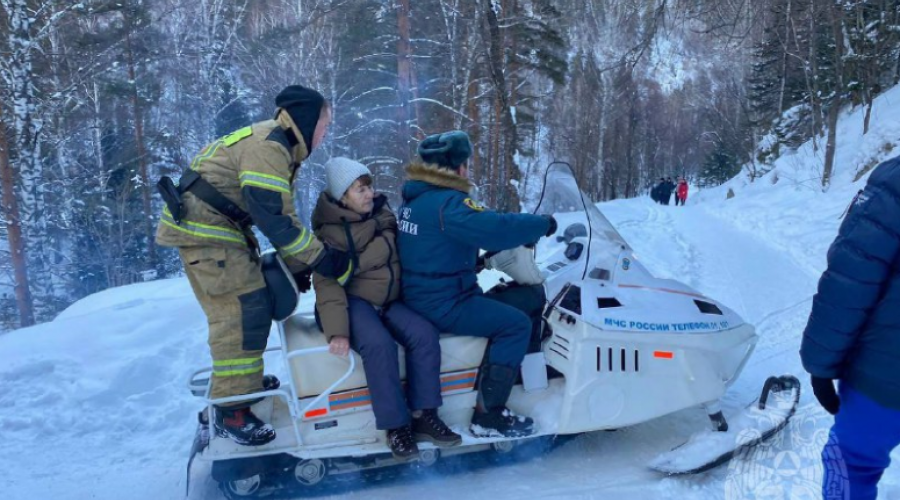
[337,262,354,286]
[161,207,246,245]
[279,228,313,257]
[239,171,292,194]
[190,141,224,171]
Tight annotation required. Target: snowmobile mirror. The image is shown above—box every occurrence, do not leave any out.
[565,242,584,261]
[556,223,588,244]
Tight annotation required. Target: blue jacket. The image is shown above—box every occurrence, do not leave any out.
[397,163,550,321]
[800,155,900,410]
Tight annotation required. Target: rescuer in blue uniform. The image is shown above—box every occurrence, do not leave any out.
[397,131,556,437]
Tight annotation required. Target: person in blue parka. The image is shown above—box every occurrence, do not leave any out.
[800,155,900,500]
[397,131,557,438]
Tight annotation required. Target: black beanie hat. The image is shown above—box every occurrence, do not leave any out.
[417,131,472,170]
[275,85,326,153]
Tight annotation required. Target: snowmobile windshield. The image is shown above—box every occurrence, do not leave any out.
[532,163,631,280]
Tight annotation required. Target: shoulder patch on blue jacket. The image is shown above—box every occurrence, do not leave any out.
[463,198,485,212]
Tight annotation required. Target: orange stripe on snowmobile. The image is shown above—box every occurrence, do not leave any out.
[442,371,477,383]
[329,389,369,403]
[654,351,674,359]
[325,369,479,412]
[331,399,371,411]
[442,381,475,391]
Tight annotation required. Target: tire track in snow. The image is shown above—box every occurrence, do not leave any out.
[608,200,704,293]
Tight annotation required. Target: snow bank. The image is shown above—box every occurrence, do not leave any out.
[0,278,204,499]
[694,83,900,275]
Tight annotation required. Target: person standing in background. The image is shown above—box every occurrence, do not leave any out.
[676,178,689,206]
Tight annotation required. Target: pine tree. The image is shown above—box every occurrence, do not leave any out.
[698,139,741,188]
[748,28,785,132]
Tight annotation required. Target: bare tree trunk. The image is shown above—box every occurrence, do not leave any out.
[822,0,844,190]
[808,3,822,146]
[441,0,465,128]
[863,99,874,135]
[481,0,520,211]
[594,76,608,201]
[124,16,157,270]
[490,96,502,207]
[851,0,873,135]
[396,0,419,159]
[467,79,482,180]
[6,0,53,318]
[624,84,637,199]
[778,0,792,115]
[0,114,34,327]
[92,82,107,191]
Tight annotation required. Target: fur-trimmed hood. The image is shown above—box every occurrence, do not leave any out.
[405,162,473,194]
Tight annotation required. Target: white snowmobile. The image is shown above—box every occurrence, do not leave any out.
[185,163,800,499]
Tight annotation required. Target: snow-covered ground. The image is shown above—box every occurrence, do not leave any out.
[3,196,896,500]
[4,87,900,499]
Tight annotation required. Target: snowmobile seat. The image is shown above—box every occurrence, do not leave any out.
[282,314,488,398]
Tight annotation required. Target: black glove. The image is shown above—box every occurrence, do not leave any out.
[543,215,558,237]
[291,269,313,294]
[312,245,354,286]
[811,376,840,415]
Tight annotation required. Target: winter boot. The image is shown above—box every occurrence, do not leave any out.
[471,407,534,438]
[386,424,419,461]
[413,409,462,447]
[470,364,535,438]
[214,406,276,446]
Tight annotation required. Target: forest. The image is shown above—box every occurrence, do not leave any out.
[1,0,898,329]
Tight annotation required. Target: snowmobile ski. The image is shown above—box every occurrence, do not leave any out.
[647,375,801,475]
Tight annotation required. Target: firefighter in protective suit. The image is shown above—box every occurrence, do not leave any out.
[156,85,353,446]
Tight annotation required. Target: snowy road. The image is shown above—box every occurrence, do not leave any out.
[5,197,900,500]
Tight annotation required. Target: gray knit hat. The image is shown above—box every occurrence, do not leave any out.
[324,157,372,200]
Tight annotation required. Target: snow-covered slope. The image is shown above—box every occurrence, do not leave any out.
[4,87,900,499]
[695,82,900,277]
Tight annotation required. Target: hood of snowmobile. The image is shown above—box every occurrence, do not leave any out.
[540,232,749,338]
